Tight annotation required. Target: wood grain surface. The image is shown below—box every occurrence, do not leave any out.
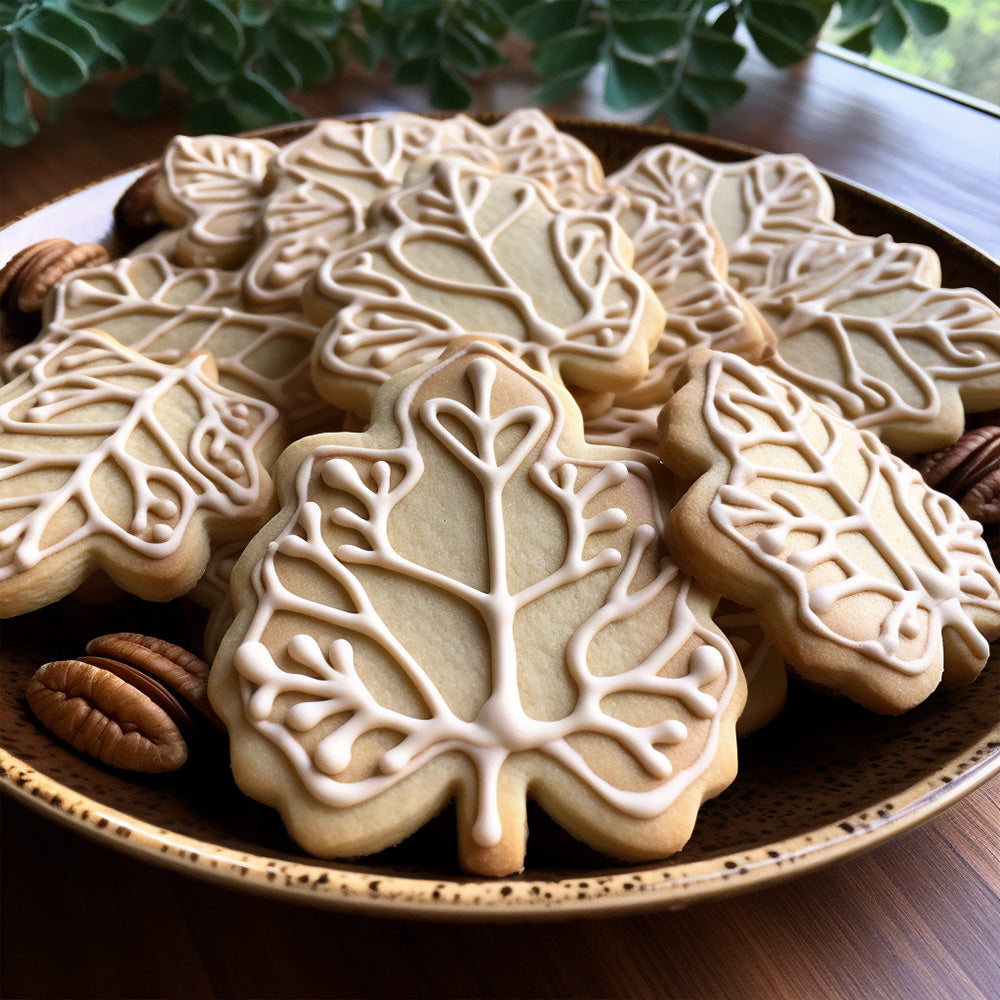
[2,47,999,1000]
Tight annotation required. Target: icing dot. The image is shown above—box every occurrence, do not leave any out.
[758,528,785,556]
[151,524,173,543]
[150,498,177,519]
[225,458,245,477]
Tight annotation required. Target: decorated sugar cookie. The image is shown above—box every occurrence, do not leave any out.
[306,155,665,420]
[0,329,285,618]
[241,113,498,311]
[658,350,1000,714]
[154,133,279,269]
[584,189,773,452]
[210,339,744,876]
[2,253,339,437]
[747,232,1000,454]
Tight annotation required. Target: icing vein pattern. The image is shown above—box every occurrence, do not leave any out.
[229,343,738,859]
[0,330,281,611]
[309,156,662,415]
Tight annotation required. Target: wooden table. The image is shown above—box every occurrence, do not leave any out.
[3,48,999,1000]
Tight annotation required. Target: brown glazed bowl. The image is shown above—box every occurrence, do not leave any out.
[2,118,998,920]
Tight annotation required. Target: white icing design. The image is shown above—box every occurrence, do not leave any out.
[156,134,279,268]
[0,330,282,612]
[673,352,1000,698]
[2,253,336,437]
[750,233,1000,452]
[226,342,739,857]
[242,114,498,310]
[309,155,662,416]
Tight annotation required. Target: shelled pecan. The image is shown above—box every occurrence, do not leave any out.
[917,424,1000,524]
[1,238,109,334]
[113,164,164,249]
[25,632,220,774]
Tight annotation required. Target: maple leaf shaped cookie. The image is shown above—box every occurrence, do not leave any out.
[0,329,285,618]
[306,155,665,421]
[210,339,743,876]
[659,350,1000,715]
[2,253,338,437]
[154,133,279,269]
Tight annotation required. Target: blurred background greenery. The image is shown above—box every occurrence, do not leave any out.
[823,0,1000,106]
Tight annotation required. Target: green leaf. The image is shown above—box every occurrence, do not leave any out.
[109,70,163,118]
[229,71,302,123]
[13,25,89,97]
[184,96,244,134]
[397,19,438,58]
[392,56,431,86]
[898,0,949,36]
[681,72,747,112]
[745,9,815,67]
[836,22,875,53]
[192,0,245,53]
[427,60,472,109]
[253,48,301,92]
[612,15,688,56]
[532,25,604,79]
[1,41,38,146]
[872,4,907,52]
[688,28,745,76]
[603,52,663,110]
[443,26,486,75]
[511,0,586,43]
[273,25,335,88]
[530,64,591,106]
[110,0,173,26]
[662,88,709,132]
[835,1,881,30]
[30,5,104,68]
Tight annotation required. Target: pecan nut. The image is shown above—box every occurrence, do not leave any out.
[25,633,220,774]
[917,424,1000,524]
[1,238,110,325]
[26,659,190,773]
[85,631,222,730]
[113,164,164,249]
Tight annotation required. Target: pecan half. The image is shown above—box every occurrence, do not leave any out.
[917,424,1000,524]
[1,238,110,334]
[26,659,189,773]
[25,633,220,773]
[113,164,164,250]
[85,632,222,730]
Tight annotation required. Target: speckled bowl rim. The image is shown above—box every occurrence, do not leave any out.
[2,118,999,920]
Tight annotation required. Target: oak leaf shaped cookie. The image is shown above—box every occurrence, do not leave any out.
[242,113,498,311]
[0,329,285,618]
[2,253,337,437]
[659,350,1000,714]
[306,155,665,420]
[154,134,279,269]
[210,339,743,876]
[749,233,1000,453]
[584,189,772,452]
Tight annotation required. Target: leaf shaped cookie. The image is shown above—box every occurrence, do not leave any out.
[659,350,1000,714]
[306,155,665,419]
[750,233,1000,453]
[154,134,279,269]
[2,253,338,437]
[241,113,498,311]
[210,339,743,876]
[0,329,285,618]
[584,189,772,452]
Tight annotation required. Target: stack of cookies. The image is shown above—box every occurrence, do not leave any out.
[2,110,998,877]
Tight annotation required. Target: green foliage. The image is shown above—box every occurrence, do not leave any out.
[0,0,951,147]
